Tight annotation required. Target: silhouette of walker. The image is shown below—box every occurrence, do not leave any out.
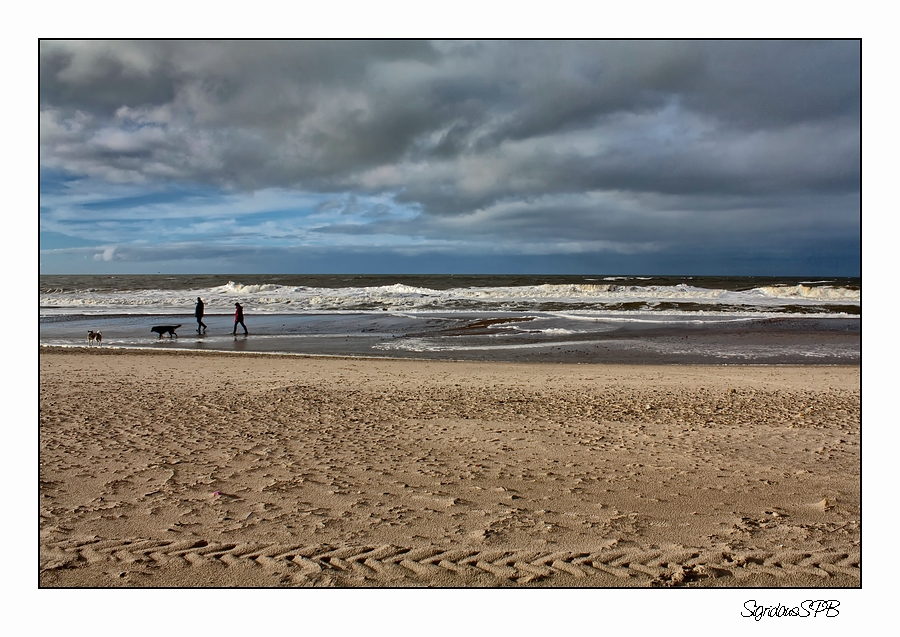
[233,302,248,335]
[195,297,207,333]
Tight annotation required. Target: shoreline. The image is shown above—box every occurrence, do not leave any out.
[39,311,860,365]
[39,343,863,367]
[39,349,860,587]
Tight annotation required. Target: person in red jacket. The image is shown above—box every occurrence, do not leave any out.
[233,302,248,335]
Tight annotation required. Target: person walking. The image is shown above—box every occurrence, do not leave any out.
[195,297,208,333]
[233,302,248,335]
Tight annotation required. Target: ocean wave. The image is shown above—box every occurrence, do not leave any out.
[214,281,285,294]
[752,284,860,301]
[39,278,861,317]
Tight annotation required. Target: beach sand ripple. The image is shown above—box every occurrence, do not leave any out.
[39,349,860,587]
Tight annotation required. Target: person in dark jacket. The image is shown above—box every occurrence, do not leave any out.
[233,302,248,335]
[195,297,208,333]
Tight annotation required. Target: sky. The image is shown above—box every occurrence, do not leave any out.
[38,39,860,276]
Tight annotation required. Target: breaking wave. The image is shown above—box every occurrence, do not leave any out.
[39,278,861,317]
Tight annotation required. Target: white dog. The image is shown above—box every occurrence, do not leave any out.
[88,330,102,346]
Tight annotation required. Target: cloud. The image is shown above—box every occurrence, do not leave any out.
[93,246,118,261]
[39,40,860,274]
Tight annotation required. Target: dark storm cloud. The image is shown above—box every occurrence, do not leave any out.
[685,40,860,127]
[39,39,860,273]
[40,42,178,114]
[41,40,859,189]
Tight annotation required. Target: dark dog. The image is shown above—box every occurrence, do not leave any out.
[88,330,102,346]
[151,325,181,339]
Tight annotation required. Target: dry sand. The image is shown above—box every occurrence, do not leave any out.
[39,347,860,587]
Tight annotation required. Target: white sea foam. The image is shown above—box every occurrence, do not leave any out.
[372,338,593,353]
[751,284,860,301]
[533,328,581,335]
[39,279,860,317]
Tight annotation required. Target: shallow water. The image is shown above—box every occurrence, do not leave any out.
[40,311,860,365]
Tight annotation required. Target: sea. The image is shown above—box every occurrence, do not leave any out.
[39,274,861,365]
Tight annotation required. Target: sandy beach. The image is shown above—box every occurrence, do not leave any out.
[39,347,860,587]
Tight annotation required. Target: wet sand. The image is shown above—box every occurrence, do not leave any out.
[39,313,860,365]
[39,347,860,587]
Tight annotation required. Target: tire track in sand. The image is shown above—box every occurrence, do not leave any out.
[40,537,860,587]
